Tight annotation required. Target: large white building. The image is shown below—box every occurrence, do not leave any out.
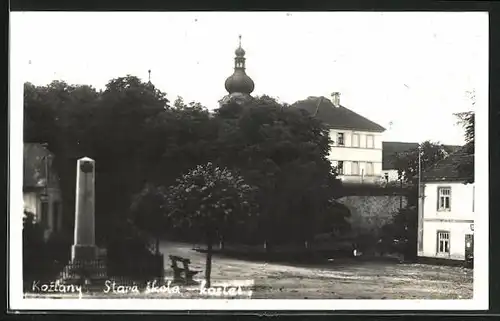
[23,143,63,239]
[293,93,386,184]
[418,148,474,261]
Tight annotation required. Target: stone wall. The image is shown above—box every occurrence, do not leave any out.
[336,195,408,237]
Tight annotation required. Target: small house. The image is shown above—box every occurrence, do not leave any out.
[418,147,474,261]
[23,143,63,238]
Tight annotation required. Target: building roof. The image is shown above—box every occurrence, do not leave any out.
[382,141,462,170]
[23,143,60,189]
[422,147,473,183]
[292,96,386,132]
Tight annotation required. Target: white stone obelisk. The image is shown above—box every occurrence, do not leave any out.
[71,157,97,261]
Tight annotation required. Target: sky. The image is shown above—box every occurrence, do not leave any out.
[11,12,488,145]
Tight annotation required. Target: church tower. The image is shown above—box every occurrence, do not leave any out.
[220,36,255,106]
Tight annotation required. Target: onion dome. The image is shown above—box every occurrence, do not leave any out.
[235,46,246,57]
[224,71,255,95]
[224,35,255,95]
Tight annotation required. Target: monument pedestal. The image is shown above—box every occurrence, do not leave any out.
[59,248,108,289]
[59,157,108,290]
[72,244,98,261]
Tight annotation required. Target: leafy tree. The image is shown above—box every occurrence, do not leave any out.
[23,76,170,245]
[75,76,169,243]
[24,75,348,262]
[130,184,170,254]
[23,82,56,144]
[23,210,45,246]
[455,112,474,183]
[24,81,101,231]
[454,90,474,183]
[213,97,345,248]
[163,162,257,287]
[23,210,47,280]
[391,141,455,184]
[456,112,474,153]
[380,189,418,260]
[147,96,218,188]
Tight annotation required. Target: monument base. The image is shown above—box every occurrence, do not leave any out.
[72,244,98,261]
[59,248,108,291]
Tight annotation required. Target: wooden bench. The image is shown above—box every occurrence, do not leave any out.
[169,255,201,285]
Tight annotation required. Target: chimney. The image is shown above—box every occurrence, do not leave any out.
[331,92,340,107]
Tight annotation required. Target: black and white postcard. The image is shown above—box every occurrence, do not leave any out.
[9,11,488,311]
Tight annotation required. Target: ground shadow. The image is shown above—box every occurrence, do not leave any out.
[193,247,404,270]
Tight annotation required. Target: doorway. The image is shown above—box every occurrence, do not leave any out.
[465,234,473,261]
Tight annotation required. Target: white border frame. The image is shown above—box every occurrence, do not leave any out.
[9,11,489,311]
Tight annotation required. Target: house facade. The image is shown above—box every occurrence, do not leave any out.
[328,129,383,184]
[418,148,474,261]
[293,93,386,184]
[23,143,63,239]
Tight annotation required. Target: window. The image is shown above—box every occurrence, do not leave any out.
[40,201,49,227]
[366,135,374,149]
[437,231,450,254]
[351,161,360,175]
[366,162,374,176]
[337,133,345,146]
[352,134,360,147]
[437,187,451,211]
[337,161,344,175]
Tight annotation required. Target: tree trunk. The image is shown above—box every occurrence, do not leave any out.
[205,234,213,288]
[219,236,224,250]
